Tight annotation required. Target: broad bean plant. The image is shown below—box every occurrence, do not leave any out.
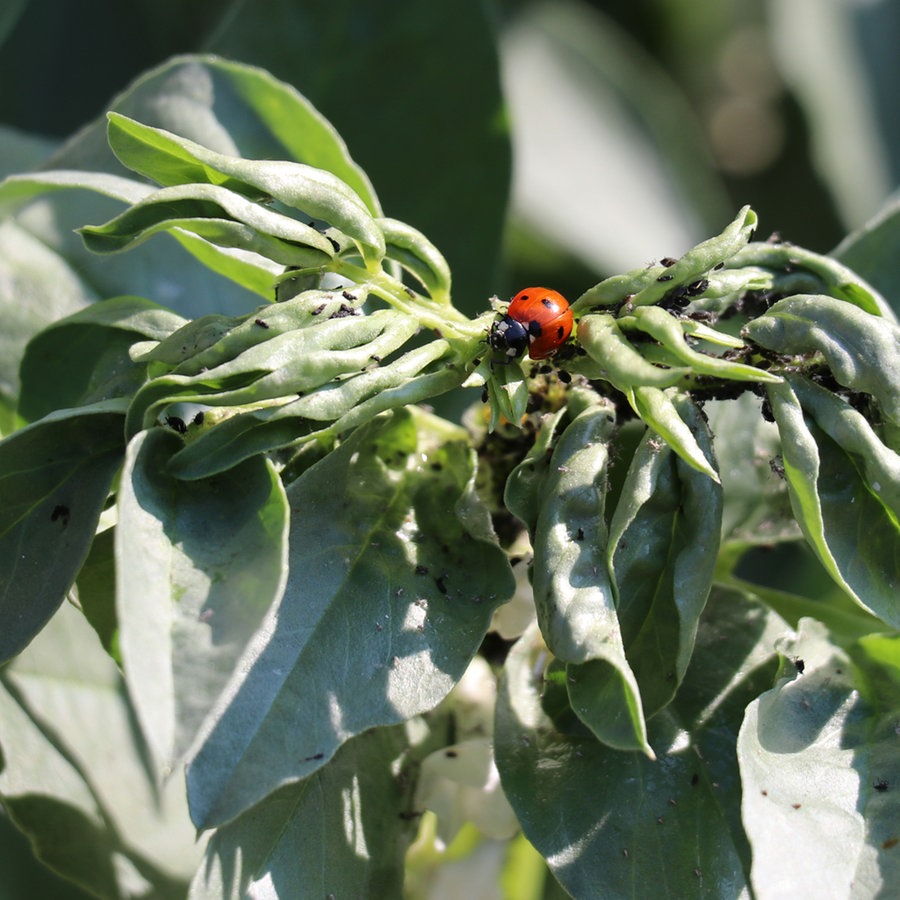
[1,58,898,898]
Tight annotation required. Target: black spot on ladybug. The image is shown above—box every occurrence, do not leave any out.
[254,318,270,329]
[540,297,554,309]
[51,504,70,526]
[166,415,187,434]
[874,779,889,792]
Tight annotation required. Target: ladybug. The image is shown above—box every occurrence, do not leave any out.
[489,288,574,360]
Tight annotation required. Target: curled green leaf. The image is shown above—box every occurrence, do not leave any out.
[630,206,758,309]
[126,308,418,435]
[626,386,720,482]
[607,417,723,716]
[143,289,368,376]
[728,241,892,317]
[167,338,459,479]
[573,313,688,389]
[79,182,339,267]
[529,403,651,754]
[572,206,758,316]
[766,376,900,627]
[485,364,529,433]
[377,217,451,304]
[625,305,780,383]
[107,113,385,268]
[504,409,569,535]
[745,294,900,428]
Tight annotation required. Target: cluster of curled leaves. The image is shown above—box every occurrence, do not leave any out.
[1,60,899,899]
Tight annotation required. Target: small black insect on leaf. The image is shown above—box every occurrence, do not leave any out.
[50,504,70,527]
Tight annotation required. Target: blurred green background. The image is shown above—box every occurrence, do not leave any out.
[1,0,897,894]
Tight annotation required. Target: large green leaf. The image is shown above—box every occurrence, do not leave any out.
[738,618,900,897]
[495,586,786,898]
[186,409,514,828]
[0,219,96,413]
[116,428,289,771]
[767,376,900,628]
[18,295,185,424]
[189,724,421,899]
[0,404,126,663]
[0,602,202,898]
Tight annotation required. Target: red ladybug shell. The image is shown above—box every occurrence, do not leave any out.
[493,287,573,360]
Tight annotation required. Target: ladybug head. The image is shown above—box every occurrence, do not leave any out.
[489,313,530,360]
